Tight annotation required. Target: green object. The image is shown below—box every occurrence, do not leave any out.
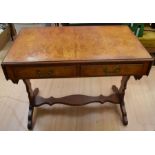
[128,23,144,37]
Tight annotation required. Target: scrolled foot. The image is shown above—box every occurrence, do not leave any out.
[120,104,128,126]
[122,115,128,126]
[27,121,33,130]
[27,106,34,130]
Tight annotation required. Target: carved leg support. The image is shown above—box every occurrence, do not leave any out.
[23,76,130,130]
[112,76,130,125]
[27,105,34,130]
[23,80,39,130]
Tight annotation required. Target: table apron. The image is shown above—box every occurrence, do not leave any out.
[2,61,152,83]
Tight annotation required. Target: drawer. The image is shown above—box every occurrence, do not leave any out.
[13,65,77,79]
[80,63,144,76]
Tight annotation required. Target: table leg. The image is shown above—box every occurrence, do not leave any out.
[23,76,130,130]
[112,76,130,125]
[23,79,39,130]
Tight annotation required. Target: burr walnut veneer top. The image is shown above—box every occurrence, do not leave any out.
[3,26,152,64]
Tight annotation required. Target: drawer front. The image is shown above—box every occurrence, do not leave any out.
[13,65,77,79]
[81,63,144,76]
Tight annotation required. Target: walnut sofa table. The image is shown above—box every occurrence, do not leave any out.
[1,26,153,130]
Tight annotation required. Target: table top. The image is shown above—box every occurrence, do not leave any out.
[3,26,152,64]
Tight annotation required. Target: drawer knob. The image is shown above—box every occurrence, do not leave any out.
[48,71,53,76]
[103,65,120,74]
[36,70,43,78]
[36,70,53,78]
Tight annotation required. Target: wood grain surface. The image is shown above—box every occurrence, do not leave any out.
[3,26,152,64]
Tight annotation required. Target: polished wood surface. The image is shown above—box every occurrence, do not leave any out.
[13,64,77,79]
[3,26,152,63]
[2,26,153,84]
[2,61,151,83]
[81,63,144,76]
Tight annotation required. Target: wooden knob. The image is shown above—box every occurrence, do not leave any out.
[103,65,120,74]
